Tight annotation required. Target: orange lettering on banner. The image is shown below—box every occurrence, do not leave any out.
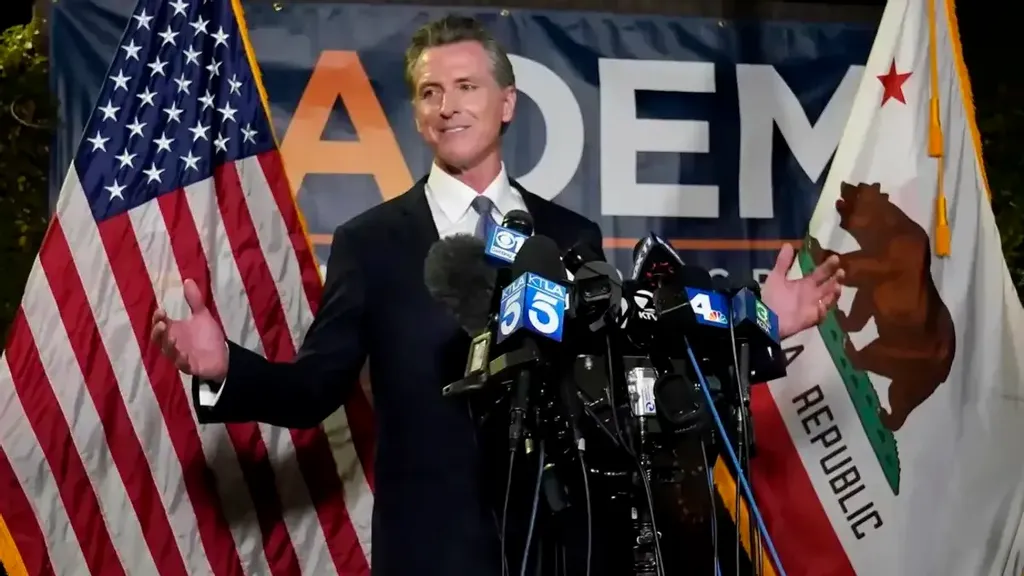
[281,50,414,201]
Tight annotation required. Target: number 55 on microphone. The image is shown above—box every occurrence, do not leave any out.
[497,273,567,344]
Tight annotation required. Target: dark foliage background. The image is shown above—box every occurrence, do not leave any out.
[0,18,51,343]
[0,4,1019,341]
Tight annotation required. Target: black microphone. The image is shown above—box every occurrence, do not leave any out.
[710,274,734,296]
[424,234,497,336]
[503,209,534,236]
[487,211,536,331]
[497,235,568,450]
[660,265,786,383]
[562,240,604,277]
[630,233,685,285]
[652,264,720,333]
[423,234,501,396]
[493,235,569,358]
[484,210,535,266]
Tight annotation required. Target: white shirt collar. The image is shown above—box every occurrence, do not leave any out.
[425,162,520,223]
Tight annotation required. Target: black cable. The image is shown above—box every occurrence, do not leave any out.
[746,436,760,576]
[635,459,666,576]
[727,317,743,575]
[469,401,512,576]
[577,391,621,448]
[501,450,515,576]
[603,335,627,448]
[700,440,720,576]
[578,451,592,576]
[521,441,545,576]
[602,332,664,575]
[735,426,742,574]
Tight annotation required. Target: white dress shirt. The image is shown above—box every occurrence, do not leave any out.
[424,162,527,238]
[198,163,527,406]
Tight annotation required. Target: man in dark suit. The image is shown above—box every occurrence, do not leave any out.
[152,13,843,576]
[151,14,602,576]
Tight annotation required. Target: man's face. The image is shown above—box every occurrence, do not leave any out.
[412,41,516,170]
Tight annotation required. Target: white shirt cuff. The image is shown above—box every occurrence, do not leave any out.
[197,379,226,407]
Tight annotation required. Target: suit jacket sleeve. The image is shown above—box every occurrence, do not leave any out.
[192,225,368,429]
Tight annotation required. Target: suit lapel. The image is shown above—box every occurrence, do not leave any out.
[399,177,440,262]
[398,177,466,358]
[514,182,558,241]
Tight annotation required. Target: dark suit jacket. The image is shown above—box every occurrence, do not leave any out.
[193,176,603,576]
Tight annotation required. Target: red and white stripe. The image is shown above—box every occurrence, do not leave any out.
[0,150,376,575]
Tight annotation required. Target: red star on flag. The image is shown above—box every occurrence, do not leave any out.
[878,59,912,106]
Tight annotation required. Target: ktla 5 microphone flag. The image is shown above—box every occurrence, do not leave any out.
[748,0,1024,574]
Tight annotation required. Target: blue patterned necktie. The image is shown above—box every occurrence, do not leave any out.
[472,195,496,240]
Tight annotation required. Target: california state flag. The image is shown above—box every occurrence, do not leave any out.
[747,0,1024,574]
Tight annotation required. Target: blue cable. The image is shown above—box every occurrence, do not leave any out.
[707,457,723,576]
[683,338,787,576]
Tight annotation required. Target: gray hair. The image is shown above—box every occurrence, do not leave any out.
[404,15,516,97]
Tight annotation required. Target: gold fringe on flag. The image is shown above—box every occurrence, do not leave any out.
[944,0,993,203]
[0,513,29,576]
[229,0,324,283]
[713,457,778,576]
[928,0,951,257]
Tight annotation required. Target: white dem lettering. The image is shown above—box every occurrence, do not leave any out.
[736,64,863,219]
[509,55,863,220]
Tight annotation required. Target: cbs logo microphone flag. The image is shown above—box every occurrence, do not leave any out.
[485,225,529,265]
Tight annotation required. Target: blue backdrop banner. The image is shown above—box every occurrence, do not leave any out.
[50,1,877,278]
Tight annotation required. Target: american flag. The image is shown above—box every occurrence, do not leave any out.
[0,0,376,574]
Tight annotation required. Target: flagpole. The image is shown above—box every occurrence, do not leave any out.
[229,0,324,284]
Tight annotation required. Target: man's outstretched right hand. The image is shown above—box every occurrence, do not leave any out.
[151,279,229,383]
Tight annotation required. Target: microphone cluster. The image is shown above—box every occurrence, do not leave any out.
[423,220,788,576]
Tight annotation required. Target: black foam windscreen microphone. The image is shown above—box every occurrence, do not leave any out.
[423,234,497,336]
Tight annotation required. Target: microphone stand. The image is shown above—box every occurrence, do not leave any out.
[684,336,788,576]
[631,415,659,576]
[731,341,754,575]
[510,369,531,451]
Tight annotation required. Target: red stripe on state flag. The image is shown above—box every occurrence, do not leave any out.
[157,187,299,576]
[98,199,245,576]
[256,150,377,491]
[39,219,188,576]
[4,308,126,576]
[750,387,855,576]
[0,447,54,576]
[214,160,370,575]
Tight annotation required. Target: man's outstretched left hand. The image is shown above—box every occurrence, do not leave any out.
[761,243,844,340]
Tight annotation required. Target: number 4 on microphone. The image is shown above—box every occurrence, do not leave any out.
[685,288,730,327]
[497,272,567,344]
